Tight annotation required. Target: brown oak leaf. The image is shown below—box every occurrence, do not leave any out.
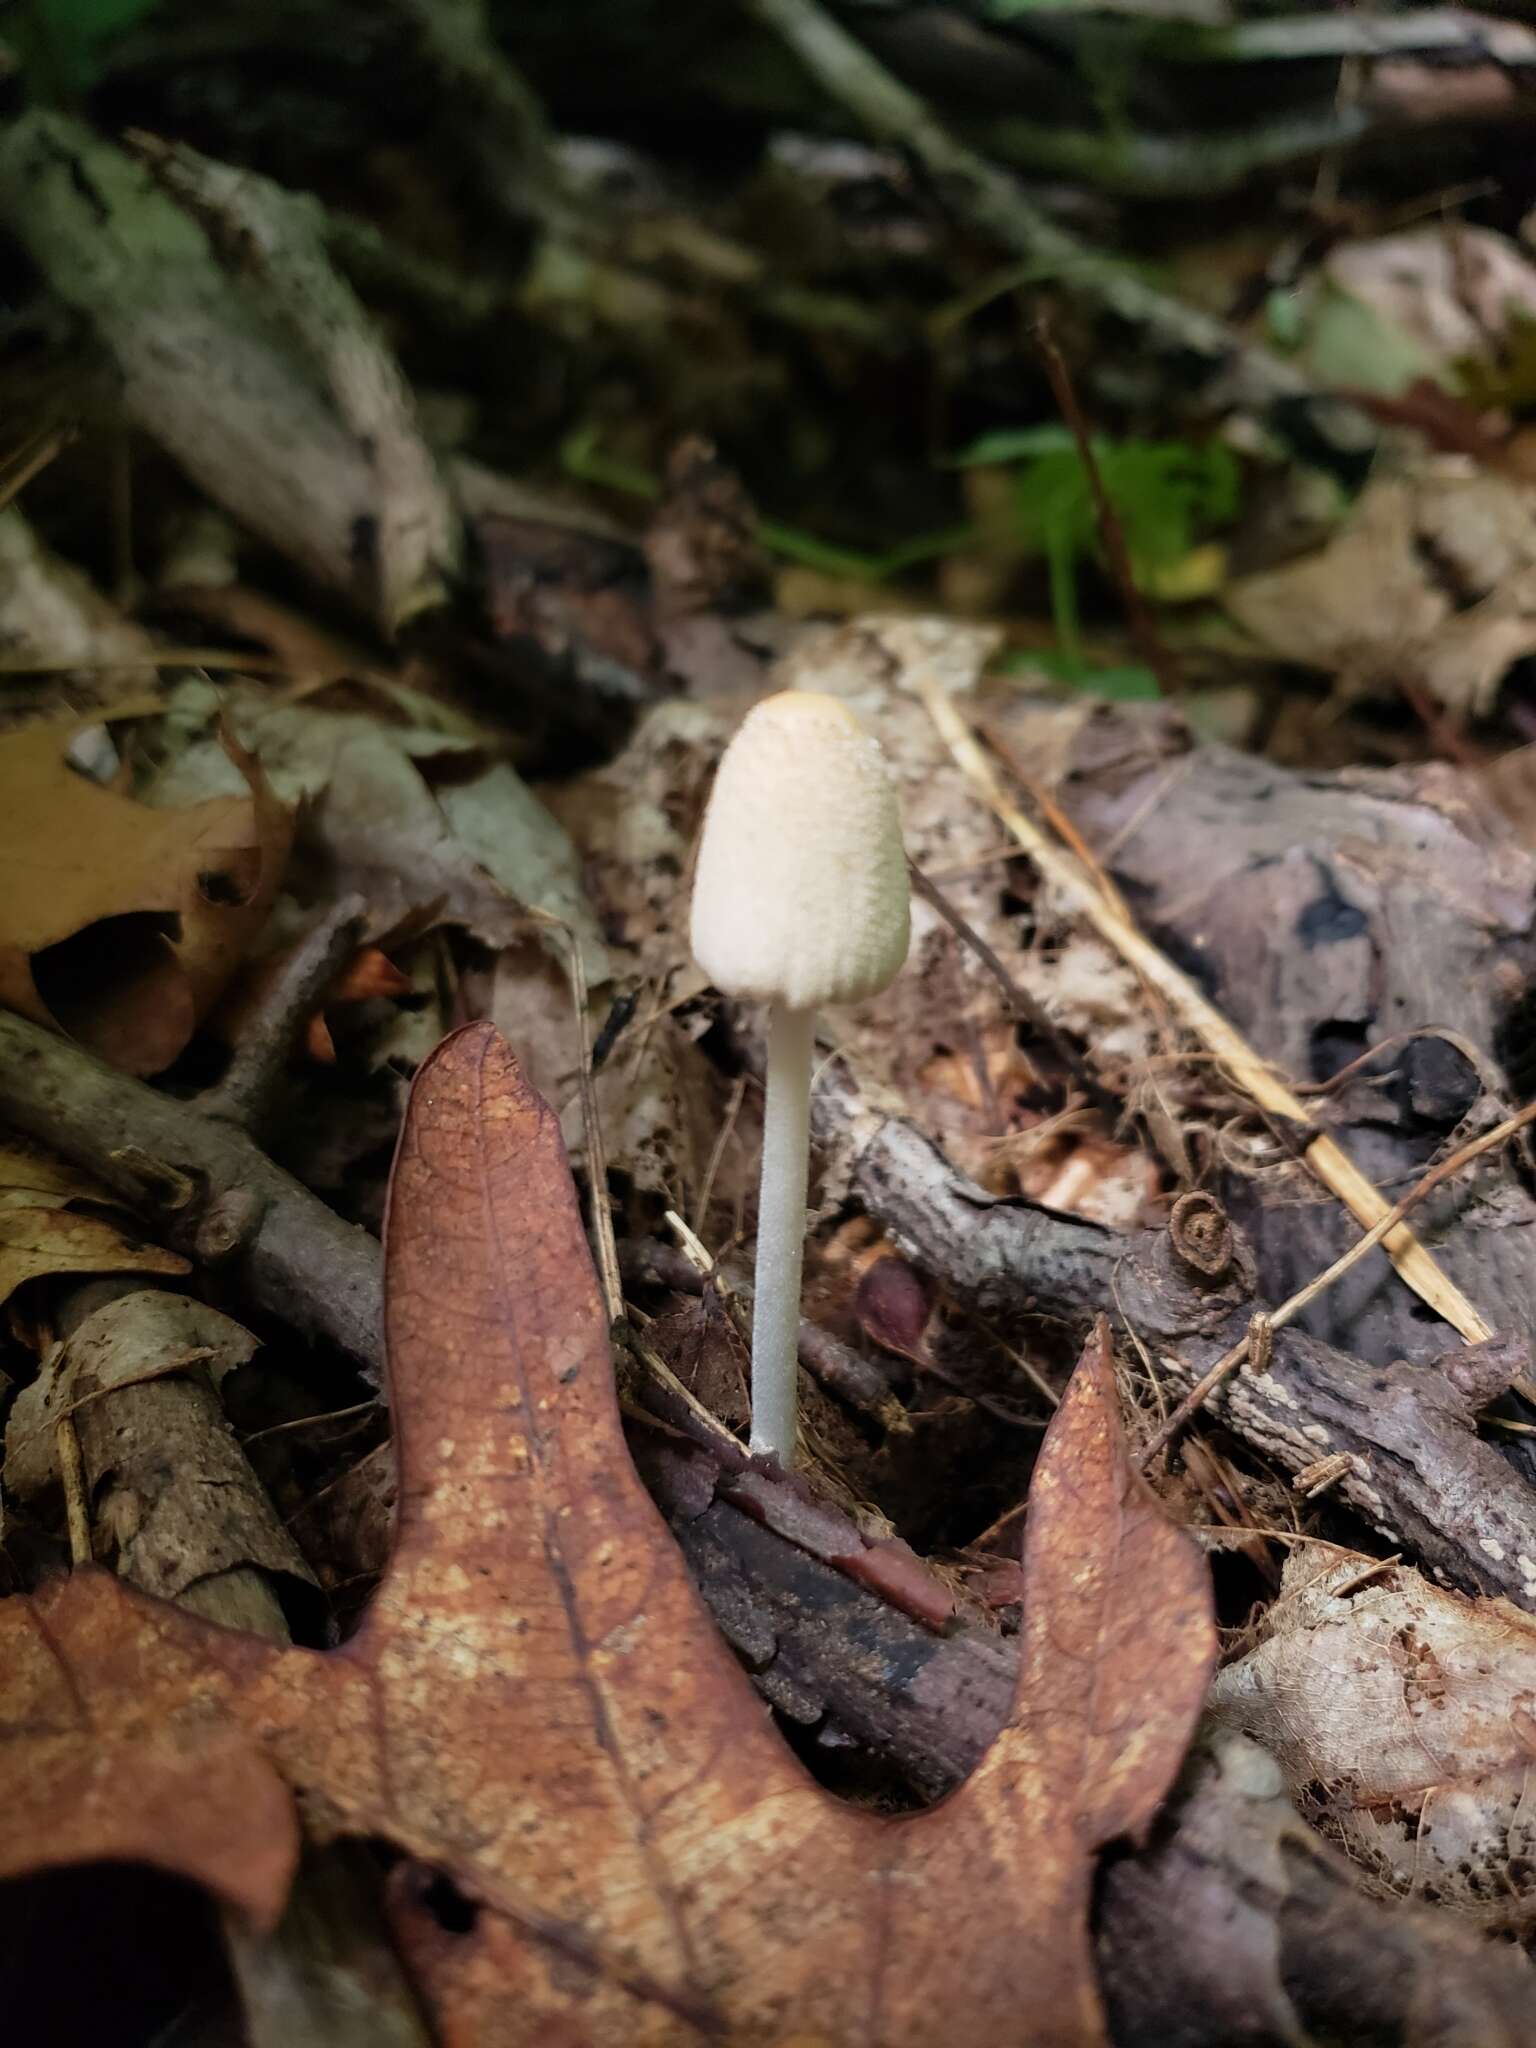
[0,710,291,1074]
[0,1025,1214,2043]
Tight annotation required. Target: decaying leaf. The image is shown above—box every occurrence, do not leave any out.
[1100,1731,1536,2048]
[144,681,607,981]
[4,1289,259,1500]
[0,1211,188,1311]
[1227,465,1536,715]
[0,1026,1214,2044]
[0,507,156,712]
[0,1139,131,1211]
[1210,1553,1536,1928]
[1309,227,1536,394]
[0,709,292,1073]
[0,1140,189,1307]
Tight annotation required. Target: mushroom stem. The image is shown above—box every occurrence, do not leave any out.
[750,999,815,1461]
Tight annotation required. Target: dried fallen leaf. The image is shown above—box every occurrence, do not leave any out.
[0,1137,189,1305]
[1323,228,1536,386]
[0,1028,1214,2042]
[0,1139,126,1211]
[0,1209,188,1311]
[1227,466,1536,715]
[0,710,291,1073]
[144,682,607,981]
[1211,1553,1536,1928]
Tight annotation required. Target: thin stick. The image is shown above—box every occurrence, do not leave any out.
[560,928,623,1324]
[57,1416,92,1566]
[201,896,369,1134]
[0,427,70,512]
[1140,1097,1536,1466]
[919,680,1495,1348]
[907,856,1110,1106]
[1034,309,1180,697]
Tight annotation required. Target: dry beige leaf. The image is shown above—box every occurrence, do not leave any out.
[0,1138,190,1308]
[1210,1553,1536,1927]
[1227,466,1536,716]
[146,683,607,981]
[0,1210,188,1309]
[0,1139,122,1212]
[1325,227,1536,380]
[0,710,291,1073]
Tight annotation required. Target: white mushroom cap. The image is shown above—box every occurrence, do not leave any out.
[691,690,910,1011]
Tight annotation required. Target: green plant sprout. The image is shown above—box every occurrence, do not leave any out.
[955,424,1239,674]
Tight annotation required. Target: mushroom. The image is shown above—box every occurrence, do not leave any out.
[690,690,909,1462]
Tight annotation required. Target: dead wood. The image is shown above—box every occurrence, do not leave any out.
[4,1277,311,1638]
[0,112,454,634]
[636,1422,1536,2041]
[828,1058,1536,1606]
[0,1008,383,1377]
[201,895,369,1137]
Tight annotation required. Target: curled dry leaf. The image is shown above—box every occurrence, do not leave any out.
[4,1290,258,1500]
[1210,1554,1536,1928]
[1321,227,1536,388]
[0,1139,189,1307]
[0,710,292,1074]
[1227,466,1536,716]
[0,1028,1214,2043]
[855,1255,933,1365]
[145,682,607,983]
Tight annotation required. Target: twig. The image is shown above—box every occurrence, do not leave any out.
[1034,308,1181,698]
[664,1211,906,1424]
[201,896,369,1135]
[693,1075,747,1235]
[0,427,70,513]
[1141,1098,1536,1466]
[545,915,623,1323]
[0,1010,382,1377]
[55,1414,92,1566]
[918,681,1496,1349]
[828,1054,1536,1607]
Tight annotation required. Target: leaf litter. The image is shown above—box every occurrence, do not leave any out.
[11,44,1536,2043]
[0,1027,1213,2044]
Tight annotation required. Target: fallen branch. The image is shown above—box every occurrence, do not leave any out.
[825,1057,1536,1607]
[0,1009,383,1377]
[126,131,459,631]
[201,895,370,1137]
[1142,1097,1536,1464]
[0,113,452,635]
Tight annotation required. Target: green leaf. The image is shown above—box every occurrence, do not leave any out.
[954,424,1082,466]
[1005,649,1162,699]
[1302,283,1442,398]
[959,427,1238,651]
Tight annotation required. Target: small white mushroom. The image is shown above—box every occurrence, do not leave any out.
[691,690,909,1462]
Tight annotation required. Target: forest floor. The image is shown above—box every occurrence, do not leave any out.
[5,3,1536,2043]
